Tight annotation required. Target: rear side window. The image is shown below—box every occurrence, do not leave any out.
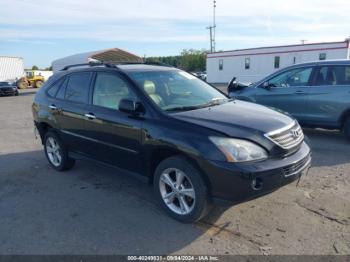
[47,78,64,97]
[314,66,350,86]
[65,72,92,103]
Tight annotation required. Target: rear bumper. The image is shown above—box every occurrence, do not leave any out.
[201,142,311,204]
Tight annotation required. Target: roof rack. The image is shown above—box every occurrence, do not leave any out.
[60,61,174,71]
[61,62,117,71]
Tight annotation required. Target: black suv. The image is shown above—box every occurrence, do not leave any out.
[33,62,311,222]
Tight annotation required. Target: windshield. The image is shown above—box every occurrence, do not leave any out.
[127,70,228,111]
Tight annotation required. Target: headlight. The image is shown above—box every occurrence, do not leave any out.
[209,137,268,162]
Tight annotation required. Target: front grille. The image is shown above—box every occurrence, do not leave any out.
[0,87,13,92]
[282,154,311,177]
[265,121,304,150]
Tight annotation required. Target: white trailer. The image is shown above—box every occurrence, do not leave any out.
[0,56,24,82]
[52,48,143,73]
[207,40,350,84]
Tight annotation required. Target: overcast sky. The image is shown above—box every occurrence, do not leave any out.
[0,0,349,68]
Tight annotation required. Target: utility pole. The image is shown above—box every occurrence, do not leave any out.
[300,39,307,45]
[206,0,216,53]
[206,26,214,52]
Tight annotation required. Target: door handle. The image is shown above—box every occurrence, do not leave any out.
[49,104,58,110]
[295,90,305,94]
[85,113,96,120]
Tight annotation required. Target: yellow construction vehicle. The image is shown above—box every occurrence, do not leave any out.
[17,70,45,89]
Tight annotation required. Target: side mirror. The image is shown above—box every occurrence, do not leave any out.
[262,81,271,90]
[227,77,238,93]
[119,99,144,115]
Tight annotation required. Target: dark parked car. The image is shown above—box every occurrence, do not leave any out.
[33,62,311,222]
[0,81,19,96]
[228,60,350,140]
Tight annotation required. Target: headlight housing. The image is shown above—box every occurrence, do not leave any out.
[209,137,268,162]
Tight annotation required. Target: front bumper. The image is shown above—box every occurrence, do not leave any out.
[0,88,18,96]
[201,141,311,204]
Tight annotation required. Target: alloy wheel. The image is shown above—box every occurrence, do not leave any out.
[159,168,196,215]
[45,137,62,167]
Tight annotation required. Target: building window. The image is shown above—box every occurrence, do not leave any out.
[245,58,250,70]
[219,59,223,70]
[319,53,326,60]
[274,56,280,69]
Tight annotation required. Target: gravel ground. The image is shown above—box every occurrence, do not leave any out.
[0,89,349,255]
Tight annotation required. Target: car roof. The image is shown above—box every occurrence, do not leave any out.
[55,64,177,76]
[288,59,350,68]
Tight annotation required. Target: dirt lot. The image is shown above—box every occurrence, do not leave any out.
[0,89,349,255]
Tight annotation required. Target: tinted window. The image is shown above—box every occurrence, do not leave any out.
[245,58,250,70]
[314,66,350,86]
[93,73,136,110]
[56,77,67,99]
[319,53,326,60]
[47,78,64,97]
[65,72,92,103]
[268,67,313,87]
[219,59,223,70]
[274,56,280,69]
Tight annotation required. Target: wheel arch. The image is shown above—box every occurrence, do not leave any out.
[35,122,53,143]
[148,146,212,195]
[340,108,350,129]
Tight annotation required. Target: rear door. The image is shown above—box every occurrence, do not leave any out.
[305,65,350,127]
[83,71,144,173]
[52,72,93,155]
[254,66,314,121]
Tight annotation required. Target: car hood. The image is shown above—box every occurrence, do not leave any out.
[170,100,294,138]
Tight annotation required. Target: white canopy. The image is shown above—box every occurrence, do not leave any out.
[52,48,143,72]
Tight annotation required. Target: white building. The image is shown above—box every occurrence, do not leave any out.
[0,56,24,81]
[52,48,143,73]
[207,40,350,84]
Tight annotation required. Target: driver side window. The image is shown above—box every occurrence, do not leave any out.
[268,67,313,88]
[93,73,136,110]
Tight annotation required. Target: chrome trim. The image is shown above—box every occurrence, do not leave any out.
[60,130,138,154]
[264,121,304,150]
[84,113,96,119]
[265,121,296,136]
[284,155,311,177]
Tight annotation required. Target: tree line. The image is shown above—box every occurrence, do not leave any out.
[145,49,207,72]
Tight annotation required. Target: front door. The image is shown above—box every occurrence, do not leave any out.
[83,72,143,173]
[254,66,314,121]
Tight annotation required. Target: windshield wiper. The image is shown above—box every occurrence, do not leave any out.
[165,105,203,112]
[165,98,233,112]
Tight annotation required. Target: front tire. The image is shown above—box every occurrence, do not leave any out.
[44,131,75,171]
[35,80,44,88]
[154,156,210,223]
[344,116,350,141]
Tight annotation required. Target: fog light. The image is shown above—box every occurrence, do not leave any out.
[251,177,263,191]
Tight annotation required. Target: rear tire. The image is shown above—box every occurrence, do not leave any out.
[153,156,210,223]
[344,116,350,141]
[44,131,75,171]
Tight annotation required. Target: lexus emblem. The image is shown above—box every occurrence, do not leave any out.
[291,129,301,138]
